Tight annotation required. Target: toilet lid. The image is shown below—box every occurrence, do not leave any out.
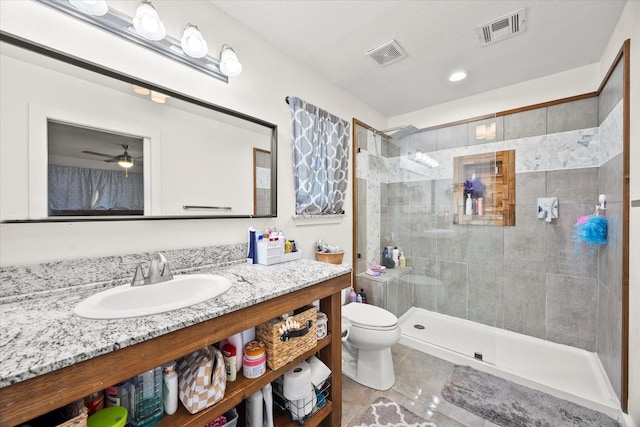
[342,303,398,328]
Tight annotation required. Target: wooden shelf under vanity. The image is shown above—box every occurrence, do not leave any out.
[0,273,350,427]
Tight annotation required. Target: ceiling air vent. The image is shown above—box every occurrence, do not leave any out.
[477,8,526,46]
[365,39,407,67]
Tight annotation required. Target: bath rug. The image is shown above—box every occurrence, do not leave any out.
[441,364,620,427]
[351,397,437,427]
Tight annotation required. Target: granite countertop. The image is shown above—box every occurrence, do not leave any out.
[0,259,351,388]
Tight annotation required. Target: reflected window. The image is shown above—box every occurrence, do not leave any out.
[47,121,144,216]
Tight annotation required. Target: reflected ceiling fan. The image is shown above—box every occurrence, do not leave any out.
[82,144,142,177]
[82,144,142,168]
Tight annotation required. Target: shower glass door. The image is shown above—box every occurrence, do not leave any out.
[353,116,503,361]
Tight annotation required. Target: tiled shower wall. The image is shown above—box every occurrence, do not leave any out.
[356,84,624,398]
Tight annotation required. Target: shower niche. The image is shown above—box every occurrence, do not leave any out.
[453,149,515,226]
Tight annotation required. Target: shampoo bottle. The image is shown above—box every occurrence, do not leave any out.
[162,361,178,415]
[262,383,274,427]
[246,389,263,427]
[399,252,406,268]
[465,194,473,216]
[228,333,243,371]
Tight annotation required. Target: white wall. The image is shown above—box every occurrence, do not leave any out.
[0,0,387,266]
[388,63,600,129]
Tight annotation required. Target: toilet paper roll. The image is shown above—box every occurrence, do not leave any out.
[306,356,331,387]
[283,361,312,401]
[288,386,317,421]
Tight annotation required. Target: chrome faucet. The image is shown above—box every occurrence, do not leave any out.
[131,252,174,286]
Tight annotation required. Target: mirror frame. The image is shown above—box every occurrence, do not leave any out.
[0,31,278,222]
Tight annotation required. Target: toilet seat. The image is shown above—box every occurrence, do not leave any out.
[342,303,398,330]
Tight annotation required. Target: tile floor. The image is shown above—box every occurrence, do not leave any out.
[341,343,499,427]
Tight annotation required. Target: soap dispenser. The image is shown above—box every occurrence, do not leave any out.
[465,194,473,216]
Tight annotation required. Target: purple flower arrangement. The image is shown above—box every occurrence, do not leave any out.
[463,176,486,199]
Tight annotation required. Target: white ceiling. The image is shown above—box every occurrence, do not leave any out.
[212,0,627,117]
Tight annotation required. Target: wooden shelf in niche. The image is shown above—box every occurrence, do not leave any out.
[453,150,515,226]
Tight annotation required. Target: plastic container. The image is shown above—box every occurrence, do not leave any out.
[263,383,274,427]
[104,382,129,411]
[246,389,263,427]
[162,361,178,415]
[243,353,266,378]
[126,367,163,427]
[87,406,128,427]
[316,312,328,339]
[243,340,266,378]
[227,333,243,371]
[222,343,237,381]
[84,392,104,416]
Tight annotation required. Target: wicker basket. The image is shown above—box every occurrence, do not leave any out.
[256,305,317,370]
[57,401,87,427]
[316,251,344,264]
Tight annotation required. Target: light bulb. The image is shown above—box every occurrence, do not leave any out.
[219,45,242,77]
[69,0,108,16]
[133,2,166,41]
[181,25,208,58]
[150,91,167,104]
[449,71,467,82]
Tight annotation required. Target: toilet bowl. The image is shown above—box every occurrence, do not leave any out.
[341,303,401,390]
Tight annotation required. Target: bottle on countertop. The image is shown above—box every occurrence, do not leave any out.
[359,288,367,304]
[348,289,358,303]
[356,293,362,303]
[399,252,406,268]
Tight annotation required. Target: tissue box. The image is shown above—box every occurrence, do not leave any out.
[256,236,301,265]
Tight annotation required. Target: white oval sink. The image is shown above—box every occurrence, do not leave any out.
[74,274,233,319]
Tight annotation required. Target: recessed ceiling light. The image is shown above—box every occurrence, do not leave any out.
[449,71,468,82]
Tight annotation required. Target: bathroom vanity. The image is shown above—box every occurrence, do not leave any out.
[0,257,350,427]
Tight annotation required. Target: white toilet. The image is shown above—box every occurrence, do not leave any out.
[341,302,401,390]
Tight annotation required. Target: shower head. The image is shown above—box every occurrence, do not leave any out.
[374,125,420,140]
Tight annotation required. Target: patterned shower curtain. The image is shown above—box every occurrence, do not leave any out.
[288,96,350,215]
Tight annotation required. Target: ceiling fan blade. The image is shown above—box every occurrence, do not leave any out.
[82,150,115,158]
[103,158,118,163]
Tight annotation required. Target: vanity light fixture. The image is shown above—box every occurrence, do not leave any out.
[69,0,108,16]
[37,0,239,82]
[448,71,468,82]
[181,24,208,58]
[219,44,243,77]
[132,0,166,41]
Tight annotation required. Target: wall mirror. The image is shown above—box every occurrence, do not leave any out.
[0,33,277,222]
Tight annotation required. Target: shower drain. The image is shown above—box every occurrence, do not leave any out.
[413,324,426,330]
